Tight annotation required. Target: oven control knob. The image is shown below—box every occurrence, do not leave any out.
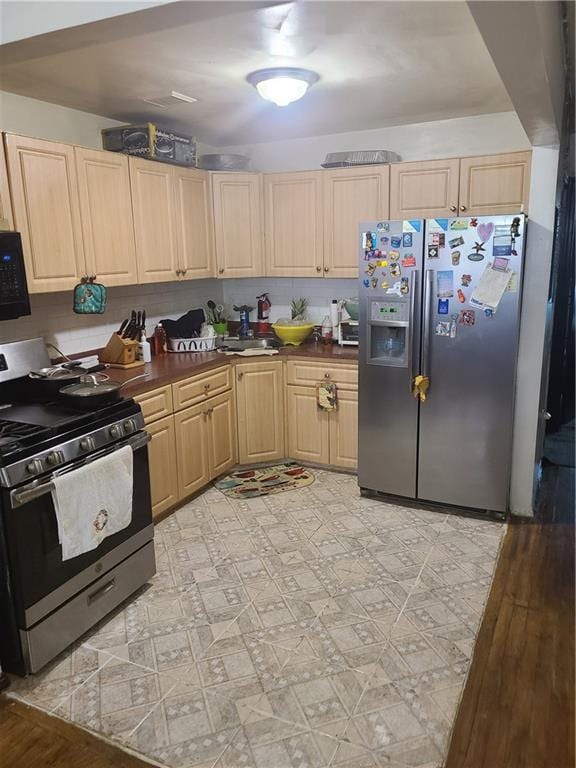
[79,436,95,452]
[123,418,137,434]
[109,424,123,439]
[26,459,44,475]
[46,450,64,467]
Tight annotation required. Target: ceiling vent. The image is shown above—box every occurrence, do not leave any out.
[142,91,198,109]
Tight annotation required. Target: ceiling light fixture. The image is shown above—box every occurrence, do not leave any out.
[247,67,319,107]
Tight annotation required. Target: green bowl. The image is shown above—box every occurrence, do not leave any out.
[344,299,359,320]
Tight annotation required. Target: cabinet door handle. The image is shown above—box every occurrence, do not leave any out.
[460,205,467,212]
[175,268,181,276]
[204,383,210,392]
[219,268,224,275]
[324,372,330,379]
[323,266,329,273]
[316,266,322,273]
[182,268,187,276]
[237,371,244,380]
[449,205,457,212]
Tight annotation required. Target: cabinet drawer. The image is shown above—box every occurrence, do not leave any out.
[286,360,358,390]
[172,365,231,411]
[134,385,173,424]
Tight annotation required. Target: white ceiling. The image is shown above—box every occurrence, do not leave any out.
[0,1,513,146]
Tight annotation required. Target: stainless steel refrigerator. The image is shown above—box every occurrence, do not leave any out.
[358,214,525,514]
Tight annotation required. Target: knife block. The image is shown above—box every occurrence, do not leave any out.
[99,333,144,369]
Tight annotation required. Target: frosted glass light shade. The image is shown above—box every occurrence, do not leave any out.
[247,68,319,107]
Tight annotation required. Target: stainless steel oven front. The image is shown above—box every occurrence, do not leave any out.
[0,431,155,674]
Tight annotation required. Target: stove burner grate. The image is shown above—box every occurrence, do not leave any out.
[0,419,48,455]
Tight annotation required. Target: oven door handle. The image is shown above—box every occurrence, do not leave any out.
[9,432,150,509]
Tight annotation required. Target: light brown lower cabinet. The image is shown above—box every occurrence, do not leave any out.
[144,415,179,519]
[174,390,236,499]
[236,361,285,464]
[286,385,358,470]
[138,360,356,520]
[286,386,330,465]
[206,390,237,478]
[328,389,358,469]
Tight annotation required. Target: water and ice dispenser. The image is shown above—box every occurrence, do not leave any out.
[366,298,409,367]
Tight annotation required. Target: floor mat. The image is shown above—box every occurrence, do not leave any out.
[215,462,315,498]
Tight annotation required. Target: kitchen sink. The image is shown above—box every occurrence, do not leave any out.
[219,337,281,351]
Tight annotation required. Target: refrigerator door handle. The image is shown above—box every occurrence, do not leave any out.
[408,269,418,392]
[422,269,434,380]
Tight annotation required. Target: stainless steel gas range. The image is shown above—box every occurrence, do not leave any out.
[0,339,155,675]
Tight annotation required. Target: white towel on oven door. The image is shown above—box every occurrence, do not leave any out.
[51,445,133,561]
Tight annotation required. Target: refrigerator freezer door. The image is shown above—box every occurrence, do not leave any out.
[417,214,525,512]
[358,220,424,497]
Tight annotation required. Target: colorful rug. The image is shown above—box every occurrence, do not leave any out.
[214,462,314,498]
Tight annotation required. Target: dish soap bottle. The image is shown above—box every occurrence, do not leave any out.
[321,315,333,345]
[138,328,152,363]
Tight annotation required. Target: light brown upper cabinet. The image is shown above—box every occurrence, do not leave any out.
[458,152,532,216]
[323,165,390,278]
[4,134,86,293]
[0,139,14,231]
[390,152,532,220]
[129,157,179,283]
[173,166,214,280]
[212,172,263,278]
[75,147,138,286]
[389,158,460,220]
[264,171,323,277]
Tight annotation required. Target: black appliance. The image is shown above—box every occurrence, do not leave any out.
[0,339,155,675]
[0,232,31,320]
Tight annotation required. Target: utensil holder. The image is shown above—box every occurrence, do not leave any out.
[100,333,145,369]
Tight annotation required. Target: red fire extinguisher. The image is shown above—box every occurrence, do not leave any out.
[256,293,271,335]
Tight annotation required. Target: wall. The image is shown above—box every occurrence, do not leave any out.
[1,2,171,44]
[0,280,223,356]
[467,1,565,146]
[509,146,560,517]
[0,90,124,148]
[215,111,530,171]
[0,90,217,153]
[221,278,357,325]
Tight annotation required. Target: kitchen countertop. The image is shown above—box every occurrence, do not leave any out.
[110,342,358,397]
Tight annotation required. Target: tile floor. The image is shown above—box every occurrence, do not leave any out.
[9,470,505,768]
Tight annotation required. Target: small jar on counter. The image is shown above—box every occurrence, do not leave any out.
[152,323,167,356]
[321,315,333,345]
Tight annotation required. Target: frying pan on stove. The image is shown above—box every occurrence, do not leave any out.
[58,374,148,410]
[28,363,108,399]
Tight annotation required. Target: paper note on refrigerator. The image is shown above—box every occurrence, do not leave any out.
[470,262,512,310]
[437,270,454,298]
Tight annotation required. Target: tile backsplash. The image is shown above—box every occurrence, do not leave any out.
[0,280,224,356]
[222,278,358,323]
[0,277,358,356]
